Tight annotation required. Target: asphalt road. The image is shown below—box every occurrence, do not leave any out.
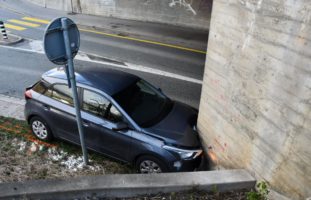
[0,4,207,108]
[0,6,207,80]
[0,47,202,108]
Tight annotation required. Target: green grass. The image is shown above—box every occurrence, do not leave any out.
[0,115,134,177]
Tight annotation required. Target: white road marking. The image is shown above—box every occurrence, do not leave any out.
[0,40,202,84]
[76,52,203,84]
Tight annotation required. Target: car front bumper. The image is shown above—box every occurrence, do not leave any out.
[170,153,204,172]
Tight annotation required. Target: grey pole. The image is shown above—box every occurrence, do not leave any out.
[61,17,88,165]
[70,0,74,14]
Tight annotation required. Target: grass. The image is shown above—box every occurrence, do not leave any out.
[0,116,134,183]
[0,116,57,148]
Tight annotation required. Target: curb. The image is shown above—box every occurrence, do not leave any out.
[0,33,23,46]
[0,169,256,199]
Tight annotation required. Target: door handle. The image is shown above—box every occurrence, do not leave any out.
[43,105,50,111]
[82,120,90,127]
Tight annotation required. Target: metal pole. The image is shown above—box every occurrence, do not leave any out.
[61,17,88,165]
[0,21,8,40]
[70,0,74,14]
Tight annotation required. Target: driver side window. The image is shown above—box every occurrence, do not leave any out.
[83,90,109,118]
[82,89,123,123]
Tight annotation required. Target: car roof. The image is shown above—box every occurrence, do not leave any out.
[42,66,140,96]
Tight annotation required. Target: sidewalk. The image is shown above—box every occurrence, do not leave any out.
[0,0,208,50]
[0,95,24,120]
[0,34,23,45]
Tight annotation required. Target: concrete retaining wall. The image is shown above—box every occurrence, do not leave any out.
[197,0,311,199]
[0,170,255,199]
[26,0,212,30]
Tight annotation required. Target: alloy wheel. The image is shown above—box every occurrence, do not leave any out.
[32,120,48,140]
[140,160,162,173]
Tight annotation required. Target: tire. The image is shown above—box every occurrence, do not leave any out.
[136,155,169,174]
[30,116,53,142]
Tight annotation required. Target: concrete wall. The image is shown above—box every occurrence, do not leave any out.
[198,0,311,199]
[26,0,212,30]
[26,0,71,12]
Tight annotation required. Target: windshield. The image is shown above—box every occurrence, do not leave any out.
[113,79,173,127]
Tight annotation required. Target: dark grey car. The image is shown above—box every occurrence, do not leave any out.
[24,66,203,173]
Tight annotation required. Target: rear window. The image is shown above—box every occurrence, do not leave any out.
[33,81,74,106]
[50,84,74,106]
[32,80,50,94]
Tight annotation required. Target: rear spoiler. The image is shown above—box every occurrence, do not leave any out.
[25,81,38,91]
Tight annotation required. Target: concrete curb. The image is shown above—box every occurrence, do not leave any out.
[0,169,255,199]
[0,34,23,46]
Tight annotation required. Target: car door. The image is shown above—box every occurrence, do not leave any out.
[81,89,132,162]
[40,84,80,144]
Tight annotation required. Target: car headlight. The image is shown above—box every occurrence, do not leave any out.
[163,145,202,160]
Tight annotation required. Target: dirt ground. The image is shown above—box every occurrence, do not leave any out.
[115,189,249,200]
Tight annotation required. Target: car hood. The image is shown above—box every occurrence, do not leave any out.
[143,101,200,148]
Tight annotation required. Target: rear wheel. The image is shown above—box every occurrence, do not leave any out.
[136,155,168,174]
[30,116,53,142]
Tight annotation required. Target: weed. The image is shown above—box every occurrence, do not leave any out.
[212,184,221,200]
[212,184,218,193]
[36,168,48,179]
[170,191,176,199]
[247,181,269,200]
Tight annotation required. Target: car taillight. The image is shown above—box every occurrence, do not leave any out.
[25,90,32,100]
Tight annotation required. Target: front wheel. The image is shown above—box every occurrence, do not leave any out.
[136,155,168,174]
[30,116,53,142]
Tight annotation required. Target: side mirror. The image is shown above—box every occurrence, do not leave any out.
[112,122,129,131]
[157,88,162,92]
